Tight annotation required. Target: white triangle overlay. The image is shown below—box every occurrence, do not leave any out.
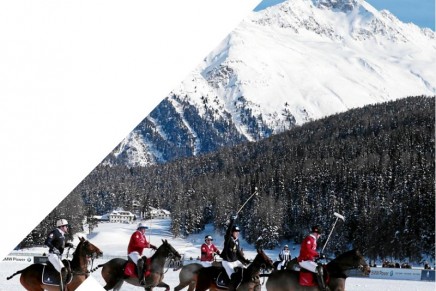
[0,1,260,286]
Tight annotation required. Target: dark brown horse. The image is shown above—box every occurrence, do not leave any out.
[7,236,103,291]
[195,249,274,291]
[93,239,182,291]
[265,249,371,291]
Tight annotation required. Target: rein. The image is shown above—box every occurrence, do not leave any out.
[70,241,99,279]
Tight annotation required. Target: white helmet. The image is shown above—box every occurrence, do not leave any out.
[56,219,68,227]
[137,222,148,229]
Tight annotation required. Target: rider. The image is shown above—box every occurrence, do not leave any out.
[277,244,291,270]
[220,215,250,291]
[44,219,74,288]
[127,222,157,286]
[297,225,327,291]
[200,235,221,267]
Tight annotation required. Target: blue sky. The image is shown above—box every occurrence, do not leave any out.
[254,0,435,30]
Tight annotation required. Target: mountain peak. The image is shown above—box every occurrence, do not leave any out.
[107,0,435,168]
[314,0,360,12]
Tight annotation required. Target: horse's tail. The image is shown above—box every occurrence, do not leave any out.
[90,264,105,273]
[6,269,23,280]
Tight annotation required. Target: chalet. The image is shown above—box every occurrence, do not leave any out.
[107,209,135,223]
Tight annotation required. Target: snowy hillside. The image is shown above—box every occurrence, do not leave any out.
[106,0,436,167]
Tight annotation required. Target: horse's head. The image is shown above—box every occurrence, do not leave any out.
[253,249,275,272]
[328,249,370,276]
[158,239,182,261]
[77,237,103,260]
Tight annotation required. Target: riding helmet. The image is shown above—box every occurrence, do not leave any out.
[311,225,321,234]
[232,225,240,232]
[56,219,68,227]
[137,222,149,229]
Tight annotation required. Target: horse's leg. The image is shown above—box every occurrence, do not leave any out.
[187,281,196,291]
[175,278,196,291]
[19,266,44,291]
[103,279,124,291]
[174,282,189,291]
[328,277,345,291]
[194,276,209,291]
[109,280,125,291]
[101,263,125,291]
[156,281,170,291]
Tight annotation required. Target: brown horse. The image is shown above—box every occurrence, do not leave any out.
[265,249,371,291]
[174,262,203,291]
[174,261,222,291]
[7,236,103,291]
[195,249,274,291]
[93,239,182,291]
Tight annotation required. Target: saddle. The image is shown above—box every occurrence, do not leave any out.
[298,265,329,287]
[41,262,72,286]
[286,258,301,271]
[216,268,243,289]
[124,257,152,278]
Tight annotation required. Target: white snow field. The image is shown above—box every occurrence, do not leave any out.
[1,219,435,290]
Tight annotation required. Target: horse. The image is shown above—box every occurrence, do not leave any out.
[195,249,275,291]
[174,260,222,291]
[7,236,103,291]
[93,239,182,291]
[264,249,371,291]
[174,262,203,291]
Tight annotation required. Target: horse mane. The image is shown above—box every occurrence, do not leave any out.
[72,238,85,256]
[331,249,361,262]
[69,237,88,269]
[326,249,363,278]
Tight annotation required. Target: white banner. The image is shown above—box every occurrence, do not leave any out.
[2,256,33,264]
[369,268,422,281]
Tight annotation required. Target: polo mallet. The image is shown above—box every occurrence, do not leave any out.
[236,187,258,215]
[321,212,345,253]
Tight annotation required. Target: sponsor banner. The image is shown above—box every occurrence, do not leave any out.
[421,270,436,281]
[2,256,33,264]
[369,268,422,281]
[34,256,49,264]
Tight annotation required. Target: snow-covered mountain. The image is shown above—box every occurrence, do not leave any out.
[105,0,436,167]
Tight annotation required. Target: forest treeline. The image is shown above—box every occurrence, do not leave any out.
[20,96,434,263]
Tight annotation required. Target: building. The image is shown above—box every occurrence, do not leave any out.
[107,209,135,223]
[149,207,171,219]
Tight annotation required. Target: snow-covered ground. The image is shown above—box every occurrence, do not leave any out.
[1,218,435,290]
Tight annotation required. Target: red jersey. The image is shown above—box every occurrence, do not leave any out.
[127,230,151,255]
[297,234,319,262]
[200,243,220,262]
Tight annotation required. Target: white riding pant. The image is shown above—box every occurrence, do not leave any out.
[299,260,318,273]
[277,260,287,270]
[48,253,65,273]
[222,260,245,278]
[128,251,141,265]
[200,261,213,267]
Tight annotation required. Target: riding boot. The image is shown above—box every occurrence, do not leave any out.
[137,258,145,286]
[228,268,242,291]
[60,267,68,291]
[315,265,328,291]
